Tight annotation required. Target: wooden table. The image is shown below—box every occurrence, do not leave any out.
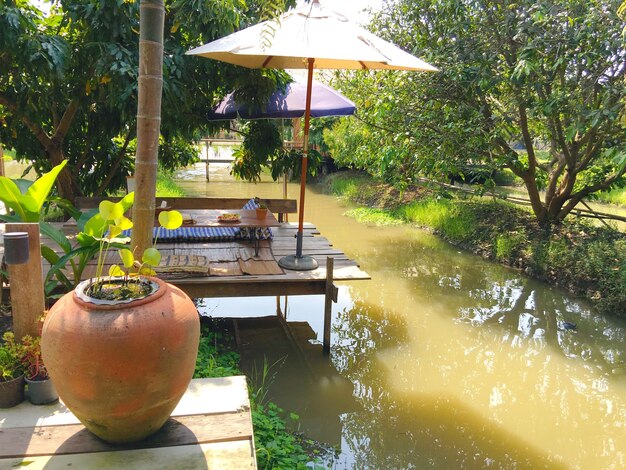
[182,209,281,255]
[0,377,256,469]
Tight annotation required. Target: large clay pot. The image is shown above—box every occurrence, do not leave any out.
[41,277,199,443]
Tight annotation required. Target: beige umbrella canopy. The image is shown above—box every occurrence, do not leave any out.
[188,0,437,270]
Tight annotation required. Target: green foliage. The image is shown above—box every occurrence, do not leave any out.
[19,335,47,380]
[0,160,67,221]
[193,327,240,379]
[79,195,184,297]
[253,402,310,470]
[155,171,186,197]
[0,332,25,381]
[328,0,626,225]
[595,186,626,205]
[0,0,294,200]
[231,120,323,183]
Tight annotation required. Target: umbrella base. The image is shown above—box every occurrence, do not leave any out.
[278,255,319,271]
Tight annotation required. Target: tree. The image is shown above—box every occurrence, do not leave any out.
[0,0,291,202]
[328,0,626,226]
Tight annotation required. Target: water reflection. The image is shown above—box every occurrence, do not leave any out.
[178,164,626,469]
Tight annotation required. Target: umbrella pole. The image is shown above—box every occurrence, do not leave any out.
[279,59,318,271]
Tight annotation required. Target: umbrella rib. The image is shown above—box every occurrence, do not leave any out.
[359,61,368,70]
[262,56,273,67]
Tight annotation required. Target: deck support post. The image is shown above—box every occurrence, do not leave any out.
[323,257,338,355]
[205,140,210,181]
[6,223,45,340]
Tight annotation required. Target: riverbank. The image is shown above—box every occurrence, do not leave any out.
[320,171,626,319]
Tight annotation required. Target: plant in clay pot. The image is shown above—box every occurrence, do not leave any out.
[0,332,26,408]
[41,198,200,443]
[20,334,58,405]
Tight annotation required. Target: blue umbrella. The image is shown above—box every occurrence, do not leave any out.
[207,80,355,120]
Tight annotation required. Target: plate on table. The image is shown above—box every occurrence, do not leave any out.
[217,213,241,223]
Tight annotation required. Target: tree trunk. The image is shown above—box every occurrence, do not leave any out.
[131,0,165,256]
[49,145,79,202]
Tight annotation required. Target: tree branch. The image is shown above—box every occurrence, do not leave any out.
[0,94,53,149]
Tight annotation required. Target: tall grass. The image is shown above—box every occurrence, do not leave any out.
[155,171,186,197]
[396,199,475,242]
[595,187,626,206]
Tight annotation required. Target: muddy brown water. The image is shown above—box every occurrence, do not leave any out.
[175,162,626,469]
[6,155,623,466]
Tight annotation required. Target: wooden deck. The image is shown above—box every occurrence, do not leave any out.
[0,377,256,469]
[1,197,370,352]
[162,222,369,299]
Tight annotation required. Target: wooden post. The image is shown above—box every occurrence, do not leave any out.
[205,140,210,182]
[6,223,45,340]
[323,257,338,355]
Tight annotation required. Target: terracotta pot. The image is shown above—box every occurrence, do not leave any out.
[255,207,268,219]
[41,277,200,443]
[0,375,25,408]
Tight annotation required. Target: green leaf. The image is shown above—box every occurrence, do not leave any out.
[0,176,27,220]
[142,247,161,266]
[158,210,183,230]
[99,200,124,220]
[119,192,135,211]
[83,213,107,237]
[119,248,135,268]
[25,160,68,214]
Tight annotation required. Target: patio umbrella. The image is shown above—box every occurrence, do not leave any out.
[207,79,356,120]
[188,0,437,270]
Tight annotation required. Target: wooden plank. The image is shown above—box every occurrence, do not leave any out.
[6,223,45,340]
[0,377,249,429]
[0,440,256,470]
[75,197,297,214]
[0,411,252,459]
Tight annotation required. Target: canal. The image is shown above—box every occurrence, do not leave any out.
[176,161,626,469]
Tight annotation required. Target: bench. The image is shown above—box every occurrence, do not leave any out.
[75,197,297,223]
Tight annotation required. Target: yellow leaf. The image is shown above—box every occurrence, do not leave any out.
[118,248,135,268]
[109,265,125,277]
[170,21,180,33]
[158,210,183,230]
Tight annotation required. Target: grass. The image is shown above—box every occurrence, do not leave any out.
[194,320,319,469]
[324,171,626,318]
[595,187,626,206]
[155,170,186,197]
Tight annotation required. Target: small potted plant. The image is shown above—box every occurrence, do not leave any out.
[0,332,25,408]
[254,197,269,219]
[21,335,58,405]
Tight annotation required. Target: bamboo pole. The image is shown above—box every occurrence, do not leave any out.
[131,0,165,257]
